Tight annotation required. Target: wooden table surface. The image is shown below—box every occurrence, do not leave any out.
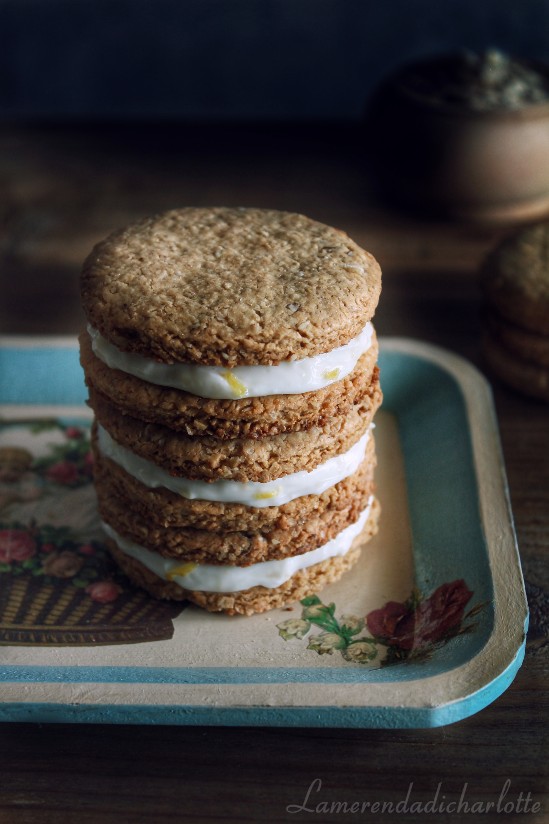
[0,124,547,823]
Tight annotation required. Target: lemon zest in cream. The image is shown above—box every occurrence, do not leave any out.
[253,487,281,501]
[166,562,197,581]
[323,367,340,381]
[222,370,248,398]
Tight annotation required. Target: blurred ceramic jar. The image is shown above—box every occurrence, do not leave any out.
[368,50,549,222]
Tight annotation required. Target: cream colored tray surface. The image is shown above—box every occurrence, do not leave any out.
[0,337,528,728]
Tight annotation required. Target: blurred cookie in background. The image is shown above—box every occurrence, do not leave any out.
[480,220,549,401]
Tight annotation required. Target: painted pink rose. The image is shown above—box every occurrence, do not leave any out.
[86,580,121,603]
[65,427,84,439]
[46,460,79,485]
[0,529,36,563]
[42,550,84,578]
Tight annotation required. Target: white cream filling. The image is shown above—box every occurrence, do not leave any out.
[88,322,373,399]
[97,424,371,508]
[102,498,373,593]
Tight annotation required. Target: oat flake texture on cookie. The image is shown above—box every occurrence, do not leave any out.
[79,207,383,615]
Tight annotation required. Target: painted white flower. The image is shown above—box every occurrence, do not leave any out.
[342,639,377,664]
[277,618,311,640]
[307,632,346,654]
[340,614,365,635]
[302,602,335,621]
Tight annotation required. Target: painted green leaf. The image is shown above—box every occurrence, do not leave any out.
[300,594,321,607]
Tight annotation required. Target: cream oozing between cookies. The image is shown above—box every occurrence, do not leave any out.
[87,322,374,399]
[97,424,372,508]
[101,498,373,593]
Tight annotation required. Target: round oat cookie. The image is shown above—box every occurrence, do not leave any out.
[485,308,549,369]
[482,331,549,402]
[107,541,364,616]
[104,498,380,615]
[91,433,377,533]
[81,207,381,366]
[90,389,379,483]
[97,477,374,565]
[481,221,549,335]
[80,329,380,439]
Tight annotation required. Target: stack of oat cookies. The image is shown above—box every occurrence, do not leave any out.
[481,221,549,403]
[79,208,383,615]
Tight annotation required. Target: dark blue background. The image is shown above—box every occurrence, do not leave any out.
[1,0,549,119]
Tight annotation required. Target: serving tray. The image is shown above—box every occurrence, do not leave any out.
[0,336,528,728]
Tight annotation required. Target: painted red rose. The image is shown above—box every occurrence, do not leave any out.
[414,580,473,646]
[86,580,121,603]
[366,599,417,650]
[366,580,473,652]
[41,542,57,554]
[78,543,96,556]
[0,529,36,563]
[46,460,79,485]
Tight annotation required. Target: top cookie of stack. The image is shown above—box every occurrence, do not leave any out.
[80,207,383,615]
[481,221,549,402]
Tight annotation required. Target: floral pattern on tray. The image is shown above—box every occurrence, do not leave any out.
[0,419,183,646]
[277,581,484,666]
[0,522,121,602]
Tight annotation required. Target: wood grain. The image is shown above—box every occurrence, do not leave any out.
[0,123,547,823]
